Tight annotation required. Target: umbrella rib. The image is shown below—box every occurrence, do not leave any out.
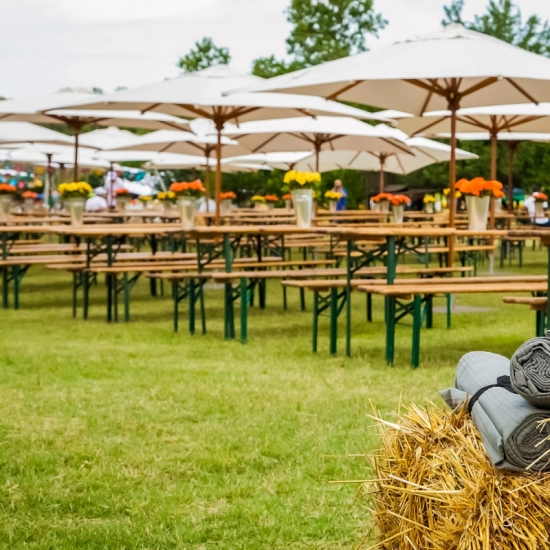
[177,104,214,120]
[459,115,490,131]
[460,77,499,97]
[140,103,161,114]
[381,137,413,155]
[349,150,362,165]
[395,154,407,174]
[326,81,360,100]
[409,116,448,136]
[506,114,544,131]
[420,89,434,115]
[504,78,539,104]
[251,133,281,153]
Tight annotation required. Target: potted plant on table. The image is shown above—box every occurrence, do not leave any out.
[0,184,16,222]
[21,190,37,213]
[157,190,176,213]
[371,193,393,213]
[220,191,236,215]
[455,178,505,231]
[533,191,548,220]
[423,194,436,214]
[115,188,131,210]
[390,194,411,224]
[282,193,292,210]
[170,180,206,229]
[264,194,279,210]
[59,182,93,226]
[324,190,342,212]
[251,195,268,211]
[283,170,321,228]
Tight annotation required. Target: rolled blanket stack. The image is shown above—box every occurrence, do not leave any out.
[441,351,550,471]
[511,333,550,408]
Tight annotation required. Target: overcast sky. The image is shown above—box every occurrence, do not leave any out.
[2,0,550,98]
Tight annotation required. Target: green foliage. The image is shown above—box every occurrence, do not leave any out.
[251,56,304,79]
[286,0,387,66]
[442,0,550,55]
[176,37,231,73]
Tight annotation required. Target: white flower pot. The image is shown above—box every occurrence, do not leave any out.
[23,198,35,213]
[495,198,503,213]
[117,196,129,210]
[178,197,196,230]
[466,195,490,231]
[254,202,268,211]
[424,202,434,214]
[392,204,404,224]
[0,196,12,222]
[379,199,390,213]
[285,199,292,210]
[434,201,442,212]
[220,199,232,216]
[329,200,337,212]
[291,188,313,228]
[267,202,275,210]
[535,201,545,219]
[66,198,85,226]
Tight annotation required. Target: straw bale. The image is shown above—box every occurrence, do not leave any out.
[359,403,550,549]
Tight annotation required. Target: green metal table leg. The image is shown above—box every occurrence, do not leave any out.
[113,276,119,323]
[189,278,196,335]
[366,293,372,322]
[72,273,77,318]
[446,294,452,330]
[282,283,287,311]
[386,297,395,365]
[426,295,433,329]
[312,291,319,353]
[83,271,89,320]
[300,287,306,311]
[330,286,338,356]
[345,240,352,358]
[199,280,206,335]
[106,236,113,323]
[259,279,266,310]
[411,295,422,369]
[123,272,130,323]
[240,277,248,344]
[13,265,19,310]
[173,282,179,333]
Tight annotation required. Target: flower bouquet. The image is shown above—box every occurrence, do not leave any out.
[170,180,206,229]
[284,170,321,228]
[390,194,410,224]
[59,182,92,225]
[423,194,436,214]
[455,178,505,231]
[220,191,236,215]
[325,190,342,212]
[0,183,16,221]
[533,191,548,219]
[265,194,279,210]
[371,192,393,213]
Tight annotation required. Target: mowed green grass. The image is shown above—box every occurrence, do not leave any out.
[0,245,545,549]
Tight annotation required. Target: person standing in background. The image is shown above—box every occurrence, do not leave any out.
[332,179,348,211]
[104,168,124,208]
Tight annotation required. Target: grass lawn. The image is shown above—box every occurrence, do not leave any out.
[0,245,544,548]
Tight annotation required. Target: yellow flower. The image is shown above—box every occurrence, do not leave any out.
[325,190,342,200]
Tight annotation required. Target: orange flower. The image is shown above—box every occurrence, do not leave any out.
[0,184,16,194]
[455,178,504,198]
[282,193,291,200]
[264,194,279,202]
[170,180,206,197]
[390,194,410,206]
[533,192,548,202]
[21,191,37,199]
[372,193,393,203]
[115,188,130,195]
[220,191,236,200]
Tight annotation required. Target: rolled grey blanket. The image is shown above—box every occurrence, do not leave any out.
[511,332,550,409]
[440,351,550,472]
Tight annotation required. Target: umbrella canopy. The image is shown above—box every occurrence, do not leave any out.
[278,132,477,176]
[57,65,386,223]
[5,145,110,169]
[0,122,74,146]
[240,24,550,228]
[222,116,412,171]
[222,152,312,171]
[144,153,271,173]
[78,126,143,150]
[0,90,190,180]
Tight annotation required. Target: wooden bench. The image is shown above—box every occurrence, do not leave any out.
[357,280,548,368]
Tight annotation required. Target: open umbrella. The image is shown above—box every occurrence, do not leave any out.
[55,65,385,223]
[0,90,190,180]
[144,153,271,173]
[239,24,550,230]
[221,152,312,171]
[221,116,411,174]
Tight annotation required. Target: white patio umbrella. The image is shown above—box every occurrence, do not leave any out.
[57,65,386,223]
[78,126,142,150]
[222,152,312,171]
[240,24,550,227]
[144,153,271,173]
[222,116,412,173]
[0,90,190,180]
[276,131,478,181]
[0,122,75,146]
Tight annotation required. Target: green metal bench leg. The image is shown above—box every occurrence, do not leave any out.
[446,294,452,329]
[259,279,266,310]
[283,284,287,311]
[300,287,305,311]
[329,287,338,356]
[411,295,422,369]
[72,273,78,318]
[312,291,319,353]
[386,297,395,365]
[113,276,119,323]
[366,292,372,322]
[199,281,206,335]
[173,282,179,333]
[240,277,248,344]
[189,278,195,335]
[426,295,433,329]
[83,272,89,320]
[123,272,130,323]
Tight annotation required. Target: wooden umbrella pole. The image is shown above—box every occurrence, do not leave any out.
[315,143,320,172]
[507,142,517,215]
[214,122,222,226]
[379,156,385,193]
[448,93,458,268]
[489,131,498,230]
[73,126,80,182]
[204,148,211,214]
[44,153,53,210]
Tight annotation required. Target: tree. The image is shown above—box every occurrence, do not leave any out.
[252,0,386,77]
[442,0,550,56]
[177,37,231,74]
